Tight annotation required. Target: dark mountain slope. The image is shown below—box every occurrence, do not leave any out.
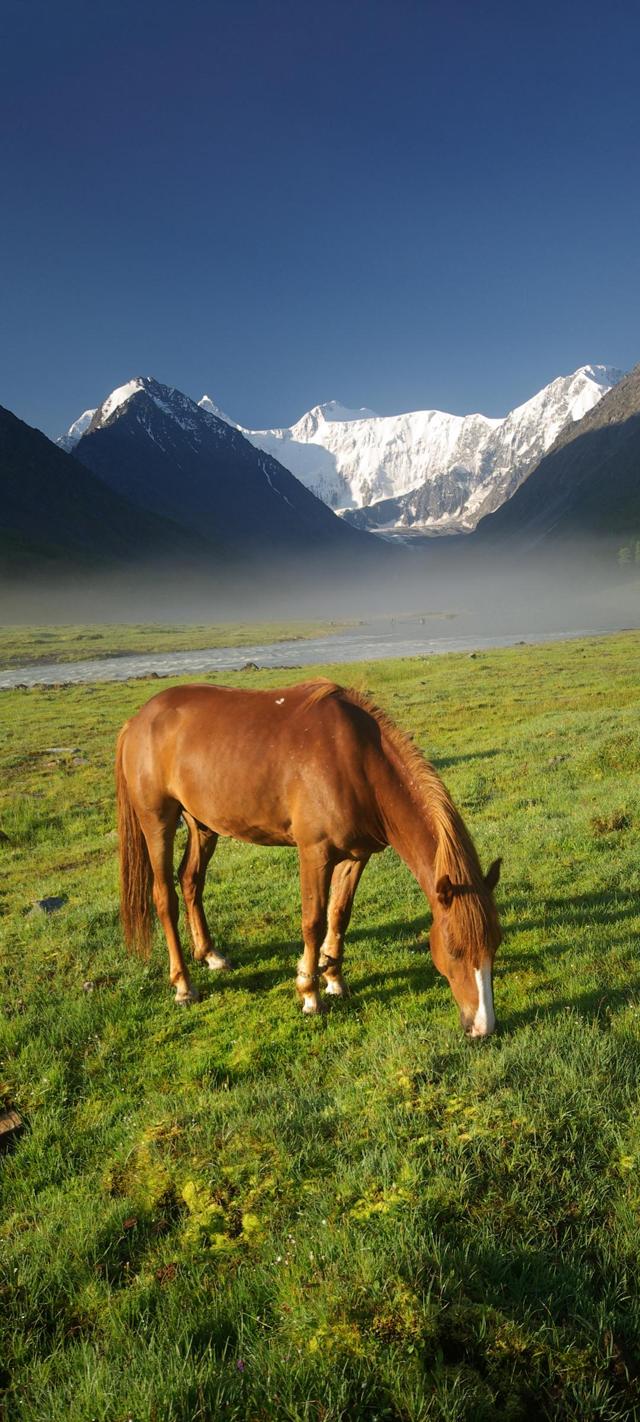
[0,405,204,572]
[74,378,376,555]
[473,366,640,547]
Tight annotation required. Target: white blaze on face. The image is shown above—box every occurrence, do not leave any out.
[470,965,495,1037]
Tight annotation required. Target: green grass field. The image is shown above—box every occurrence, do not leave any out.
[2,632,640,1420]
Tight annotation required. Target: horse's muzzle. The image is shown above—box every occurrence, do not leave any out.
[461,1010,496,1039]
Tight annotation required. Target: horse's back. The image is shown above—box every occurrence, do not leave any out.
[124,680,345,750]
[120,680,384,851]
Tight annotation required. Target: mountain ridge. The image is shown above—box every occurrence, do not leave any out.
[195,365,623,532]
[57,364,629,544]
[71,376,376,558]
[471,364,640,548]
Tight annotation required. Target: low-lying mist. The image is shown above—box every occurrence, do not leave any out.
[1,539,638,647]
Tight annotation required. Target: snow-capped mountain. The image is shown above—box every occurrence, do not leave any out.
[473,364,640,548]
[196,366,623,534]
[59,378,223,451]
[69,376,374,557]
[198,395,238,427]
[57,407,96,452]
[60,366,625,537]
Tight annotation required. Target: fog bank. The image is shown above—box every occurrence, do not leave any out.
[1,540,638,644]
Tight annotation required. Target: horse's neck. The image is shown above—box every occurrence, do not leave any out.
[378,760,439,905]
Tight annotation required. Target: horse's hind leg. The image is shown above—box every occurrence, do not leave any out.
[140,806,198,1005]
[320,856,369,998]
[296,846,334,1014]
[178,812,230,971]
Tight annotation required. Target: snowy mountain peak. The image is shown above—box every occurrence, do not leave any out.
[59,376,367,557]
[287,401,377,442]
[575,363,622,386]
[96,378,148,424]
[308,400,377,424]
[198,395,238,427]
[221,364,626,523]
[57,407,97,451]
[60,378,240,462]
[58,362,627,534]
[90,376,202,431]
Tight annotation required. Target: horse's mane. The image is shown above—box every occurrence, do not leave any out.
[301,679,493,961]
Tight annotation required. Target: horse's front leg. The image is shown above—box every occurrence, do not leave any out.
[296,846,334,1014]
[320,856,369,998]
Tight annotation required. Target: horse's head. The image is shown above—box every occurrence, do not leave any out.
[428,858,502,1037]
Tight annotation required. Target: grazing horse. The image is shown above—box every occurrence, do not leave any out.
[115,679,502,1035]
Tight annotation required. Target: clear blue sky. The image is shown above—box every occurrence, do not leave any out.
[1,0,639,438]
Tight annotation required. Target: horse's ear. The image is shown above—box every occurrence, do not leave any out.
[436,874,455,909]
[484,858,502,893]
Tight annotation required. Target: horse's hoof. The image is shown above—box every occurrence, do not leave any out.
[324,978,346,997]
[205,953,232,972]
[301,993,322,1015]
[175,986,199,1006]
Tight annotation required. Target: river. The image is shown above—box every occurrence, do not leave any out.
[0,618,629,689]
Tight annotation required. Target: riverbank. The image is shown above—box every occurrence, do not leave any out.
[0,618,355,669]
[0,617,634,689]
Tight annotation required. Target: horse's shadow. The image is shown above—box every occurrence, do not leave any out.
[433,748,501,770]
[197,956,640,1034]
[191,923,431,1002]
[347,915,428,947]
[191,942,296,996]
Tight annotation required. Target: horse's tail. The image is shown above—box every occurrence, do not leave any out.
[115,724,153,957]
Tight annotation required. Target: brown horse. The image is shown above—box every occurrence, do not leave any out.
[115,679,502,1035]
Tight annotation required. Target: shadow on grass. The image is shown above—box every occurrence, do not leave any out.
[290,956,640,1034]
[156,884,640,1031]
[191,911,428,979]
[198,961,293,995]
[433,747,502,770]
[501,976,640,1032]
[152,942,640,1043]
[193,938,437,1008]
[504,887,640,934]
[346,915,429,948]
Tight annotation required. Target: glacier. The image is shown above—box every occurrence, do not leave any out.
[199,365,623,533]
